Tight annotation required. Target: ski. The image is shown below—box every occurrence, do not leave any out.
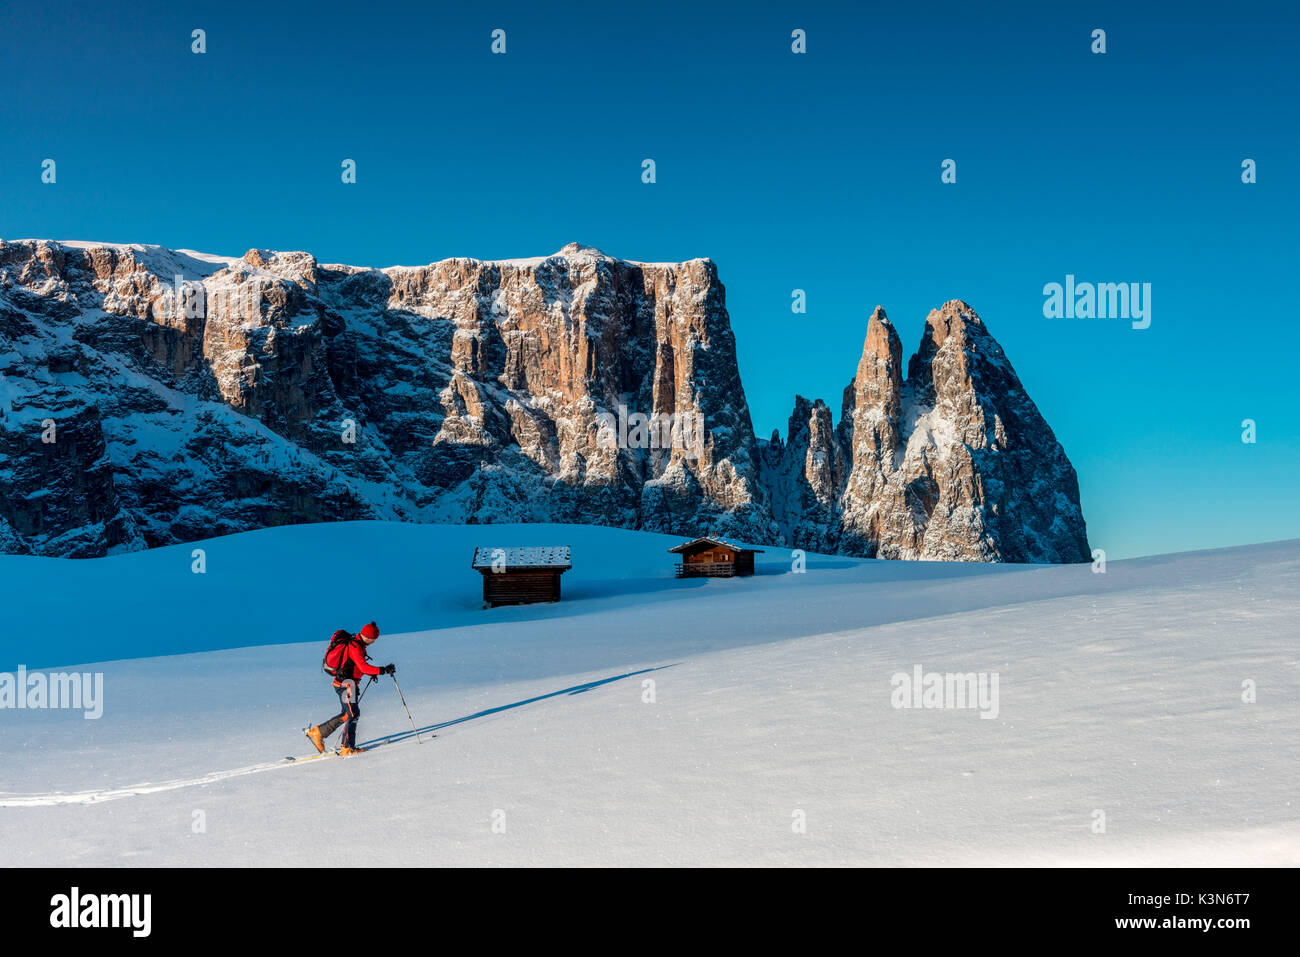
[284,749,338,763]
[283,733,437,764]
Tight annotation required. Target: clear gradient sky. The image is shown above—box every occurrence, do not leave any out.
[2,0,1297,559]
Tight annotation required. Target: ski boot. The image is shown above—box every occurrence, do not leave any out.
[305,726,325,754]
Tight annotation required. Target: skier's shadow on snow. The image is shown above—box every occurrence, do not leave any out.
[358,665,677,750]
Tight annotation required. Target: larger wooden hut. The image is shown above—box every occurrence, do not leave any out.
[668,537,763,578]
[472,546,572,607]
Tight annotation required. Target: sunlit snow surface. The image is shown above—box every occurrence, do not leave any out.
[0,522,1296,865]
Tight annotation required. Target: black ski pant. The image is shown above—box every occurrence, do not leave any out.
[318,679,361,749]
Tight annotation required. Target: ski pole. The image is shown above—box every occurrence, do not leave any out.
[357,675,375,702]
[390,673,422,744]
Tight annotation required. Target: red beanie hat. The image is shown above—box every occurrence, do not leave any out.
[360,622,380,641]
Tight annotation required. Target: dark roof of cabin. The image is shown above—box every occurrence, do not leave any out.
[472,546,572,570]
[667,536,765,555]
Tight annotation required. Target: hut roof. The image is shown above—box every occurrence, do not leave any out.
[666,536,764,555]
[472,546,572,570]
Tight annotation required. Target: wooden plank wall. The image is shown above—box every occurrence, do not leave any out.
[481,569,563,606]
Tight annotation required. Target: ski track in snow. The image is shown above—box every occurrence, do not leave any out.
[0,728,438,807]
[0,662,648,808]
[0,756,322,808]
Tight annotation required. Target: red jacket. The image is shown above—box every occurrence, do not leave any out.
[333,637,381,686]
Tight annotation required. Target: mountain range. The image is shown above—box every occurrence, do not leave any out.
[0,239,1089,561]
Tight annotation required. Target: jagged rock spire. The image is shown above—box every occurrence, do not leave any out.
[760,300,1090,562]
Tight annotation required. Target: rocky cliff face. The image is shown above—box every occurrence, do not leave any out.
[758,303,1090,562]
[0,239,1087,562]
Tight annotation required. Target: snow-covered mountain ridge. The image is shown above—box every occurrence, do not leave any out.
[0,239,1088,561]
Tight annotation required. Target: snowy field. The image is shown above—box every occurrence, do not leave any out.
[1,522,1297,866]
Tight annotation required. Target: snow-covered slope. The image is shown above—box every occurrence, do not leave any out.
[0,523,1295,866]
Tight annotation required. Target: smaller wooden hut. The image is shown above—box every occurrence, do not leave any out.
[472,546,572,608]
[668,537,763,578]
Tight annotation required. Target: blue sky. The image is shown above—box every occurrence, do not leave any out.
[2,0,1297,559]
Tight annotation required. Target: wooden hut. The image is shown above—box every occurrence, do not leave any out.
[668,537,763,578]
[472,546,572,608]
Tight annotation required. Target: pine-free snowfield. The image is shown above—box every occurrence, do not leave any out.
[1,523,1296,866]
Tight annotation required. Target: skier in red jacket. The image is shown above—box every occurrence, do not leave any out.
[306,622,394,756]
